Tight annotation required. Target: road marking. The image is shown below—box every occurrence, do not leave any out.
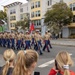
[69,53,72,56]
[38,59,54,68]
[38,53,72,68]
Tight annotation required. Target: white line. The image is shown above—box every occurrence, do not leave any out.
[38,53,72,68]
[38,59,54,68]
[69,53,72,56]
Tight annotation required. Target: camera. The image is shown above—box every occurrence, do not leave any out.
[34,72,40,75]
[55,60,59,70]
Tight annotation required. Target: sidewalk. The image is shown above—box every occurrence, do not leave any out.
[50,39,75,46]
[52,38,75,41]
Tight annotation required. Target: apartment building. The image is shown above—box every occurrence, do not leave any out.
[27,0,71,35]
[4,2,28,30]
[62,0,75,38]
[4,0,71,35]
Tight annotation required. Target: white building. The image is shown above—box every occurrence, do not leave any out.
[4,2,28,31]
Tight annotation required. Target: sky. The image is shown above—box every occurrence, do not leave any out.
[0,0,27,10]
[0,0,72,10]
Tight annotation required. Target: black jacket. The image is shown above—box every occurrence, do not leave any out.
[0,67,13,75]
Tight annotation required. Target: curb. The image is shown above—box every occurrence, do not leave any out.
[51,43,75,47]
[51,39,75,41]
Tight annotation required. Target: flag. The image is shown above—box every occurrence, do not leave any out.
[30,22,34,31]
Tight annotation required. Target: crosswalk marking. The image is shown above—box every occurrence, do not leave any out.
[38,53,72,68]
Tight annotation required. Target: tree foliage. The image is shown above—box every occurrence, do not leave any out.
[15,17,29,31]
[44,2,73,32]
[0,10,7,20]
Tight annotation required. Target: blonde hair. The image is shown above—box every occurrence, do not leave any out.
[2,49,16,75]
[12,49,39,75]
[55,51,73,75]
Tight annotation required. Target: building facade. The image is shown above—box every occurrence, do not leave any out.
[27,0,71,35]
[4,2,28,31]
[62,0,75,38]
[4,0,72,36]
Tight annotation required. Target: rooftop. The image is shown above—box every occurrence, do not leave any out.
[4,2,23,8]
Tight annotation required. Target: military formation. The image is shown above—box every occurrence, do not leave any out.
[0,30,52,55]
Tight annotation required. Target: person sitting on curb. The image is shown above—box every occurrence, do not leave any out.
[12,49,39,75]
[0,49,16,75]
[48,51,75,75]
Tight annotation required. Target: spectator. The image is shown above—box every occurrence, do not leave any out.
[0,49,16,75]
[48,51,75,75]
[12,49,39,75]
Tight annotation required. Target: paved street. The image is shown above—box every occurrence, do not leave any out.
[0,45,75,75]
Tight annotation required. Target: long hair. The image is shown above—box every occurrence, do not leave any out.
[12,49,39,75]
[55,51,73,75]
[2,49,16,75]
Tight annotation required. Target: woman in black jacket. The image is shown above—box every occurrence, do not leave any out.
[0,49,16,75]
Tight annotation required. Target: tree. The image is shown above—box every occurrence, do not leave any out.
[15,17,29,31]
[0,10,7,20]
[44,2,73,33]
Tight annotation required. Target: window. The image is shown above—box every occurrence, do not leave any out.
[48,0,52,6]
[10,23,12,27]
[35,1,40,8]
[13,9,16,13]
[73,3,75,11]
[38,1,40,7]
[38,20,41,25]
[20,8,23,12]
[34,21,36,26]
[20,14,23,19]
[70,4,72,11]
[35,11,41,17]
[35,20,37,26]
[10,16,16,21]
[48,1,49,6]
[35,2,38,8]
[10,9,16,14]
[50,0,52,5]
[38,10,40,16]
[35,11,38,17]
[37,20,41,26]
[10,10,12,14]
[31,12,34,18]
[37,21,39,26]
[13,16,16,20]
[10,23,15,27]
[12,23,15,27]
[31,3,34,9]
[34,20,41,26]
[73,15,75,22]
